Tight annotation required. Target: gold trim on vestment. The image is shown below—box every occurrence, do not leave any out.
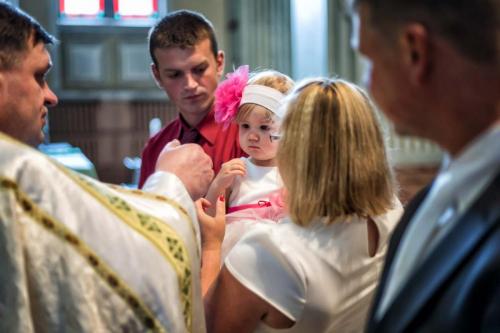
[0,132,194,331]
[56,166,193,332]
[108,183,200,259]
[0,177,167,333]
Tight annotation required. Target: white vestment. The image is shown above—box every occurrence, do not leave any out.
[0,132,205,333]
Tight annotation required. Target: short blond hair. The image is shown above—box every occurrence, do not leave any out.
[277,78,396,226]
[236,70,294,123]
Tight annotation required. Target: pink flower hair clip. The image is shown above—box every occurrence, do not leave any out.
[214,65,249,129]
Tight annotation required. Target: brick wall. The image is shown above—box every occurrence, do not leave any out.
[395,165,439,205]
[49,100,177,184]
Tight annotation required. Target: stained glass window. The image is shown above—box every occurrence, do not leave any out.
[59,0,104,18]
[59,0,159,20]
[114,0,158,19]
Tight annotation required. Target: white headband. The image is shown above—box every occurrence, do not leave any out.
[239,84,286,118]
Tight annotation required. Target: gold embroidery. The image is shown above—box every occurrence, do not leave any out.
[0,133,195,331]
[108,183,199,258]
[0,177,166,333]
[56,168,193,332]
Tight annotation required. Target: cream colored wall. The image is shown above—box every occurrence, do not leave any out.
[168,0,231,73]
[19,0,229,64]
[19,0,55,32]
[168,0,227,47]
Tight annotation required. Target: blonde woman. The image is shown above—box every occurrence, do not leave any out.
[197,78,403,332]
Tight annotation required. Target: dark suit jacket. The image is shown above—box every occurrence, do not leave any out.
[366,172,500,333]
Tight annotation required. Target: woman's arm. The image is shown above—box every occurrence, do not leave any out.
[196,198,295,332]
[196,197,226,295]
[206,266,295,332]
[196,196,269,332]
[205,266,271,333]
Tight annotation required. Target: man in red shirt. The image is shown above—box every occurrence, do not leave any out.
[139,10,246,188]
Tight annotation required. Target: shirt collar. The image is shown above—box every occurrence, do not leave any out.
[178,114,195,135]
[177,107,222,145]
[434,123,500,210]
[195,108,218,145]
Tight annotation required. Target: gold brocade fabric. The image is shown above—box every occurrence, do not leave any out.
[0,132,205,333]
[0,177,166,332]
[57,168,194,330]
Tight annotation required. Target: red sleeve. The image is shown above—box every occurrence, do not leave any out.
[138,140,155,189]
[138,119,180,189]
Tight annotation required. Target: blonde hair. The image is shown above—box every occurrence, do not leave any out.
[236,70,294,123]
[277,78,396,226]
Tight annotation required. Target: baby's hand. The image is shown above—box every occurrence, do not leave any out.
[213,158,246,191]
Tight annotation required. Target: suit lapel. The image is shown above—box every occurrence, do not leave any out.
[378,173,500,332]
[366,185,431,331]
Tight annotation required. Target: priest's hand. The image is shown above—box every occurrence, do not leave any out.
[155,140,214,200]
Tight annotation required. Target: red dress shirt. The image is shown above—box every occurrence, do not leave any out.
[138,109,246,188]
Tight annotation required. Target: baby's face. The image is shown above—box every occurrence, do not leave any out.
[238,106,280,167]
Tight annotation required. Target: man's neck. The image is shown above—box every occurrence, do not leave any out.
[179,108,211,128]
[437,113,499,158]
[430,47,500,157]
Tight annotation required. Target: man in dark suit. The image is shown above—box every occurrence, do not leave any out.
[351,0,500,332]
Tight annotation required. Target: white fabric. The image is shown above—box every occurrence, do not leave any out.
[143,171,201,253]
[240,84,286,118]
[0,132,206,333]
[222,158,284,259]
[225,199,403,333]
[377,124,500,318]
[228,157,283,208]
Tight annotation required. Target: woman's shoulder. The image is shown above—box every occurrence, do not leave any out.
[228,221,298,255]
[224,222,308,320]
[372,196,404,241]
[225,221,308,277]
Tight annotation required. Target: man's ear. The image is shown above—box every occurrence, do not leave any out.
[400,23,431,85]
[151,63,162,88]
[215,50,225,81]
